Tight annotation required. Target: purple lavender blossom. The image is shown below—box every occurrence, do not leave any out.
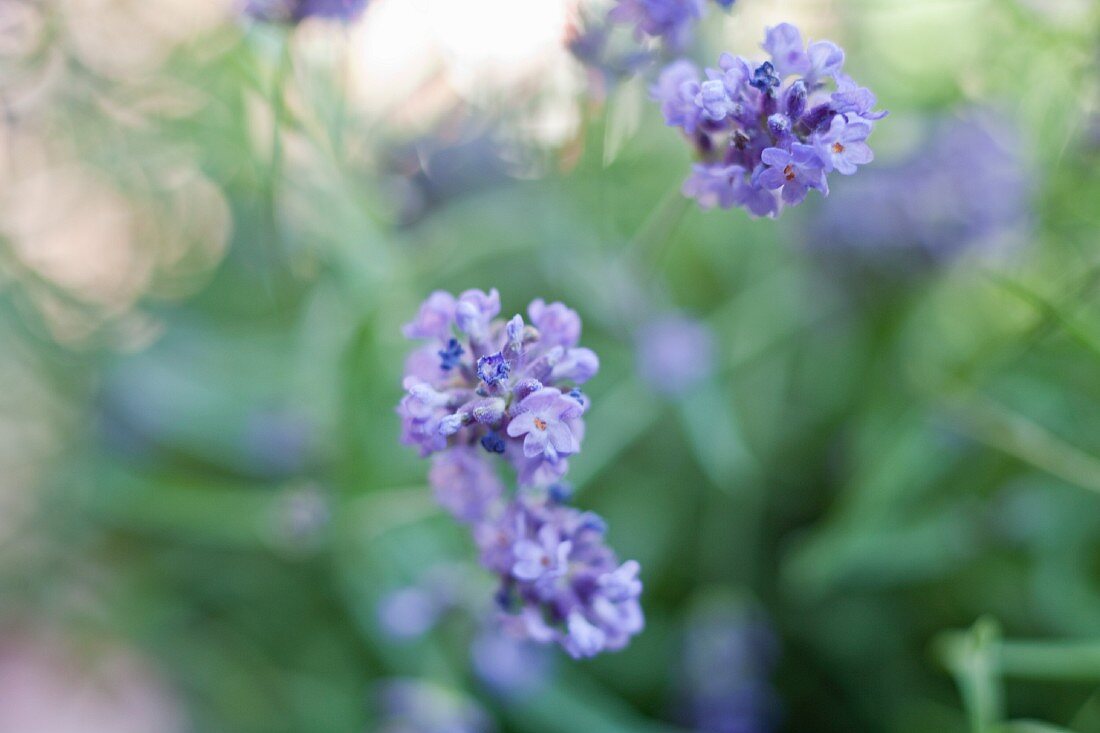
[814,115,874,175]
[682,165,744,210]
[428,447,504,524]
[636,314,716,395]
[651,60,705,134]
[397,290,595,487]
[608,0,706,50]
[652,22,885,217]
[566,15,655,99]
[399,290,643,658]
[377,586,442,639]
[482,496,644,659]
[527,299,581,349]
[811,110,1031,266]
[676,602,781,733]
[470,629,552,698]
[243,0,368,23]
[756,144,829,205]
[507,388,582,462]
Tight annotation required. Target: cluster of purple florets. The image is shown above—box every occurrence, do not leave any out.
[398,289,644,658]
[652,23,885,217]
[569,0,735,92]
[608,0,734,51]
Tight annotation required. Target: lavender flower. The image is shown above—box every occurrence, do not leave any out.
[810,110,1031,266]
[398,291,643,658]
[636,314,715,395]
[481,496,644,659]
[470,628,552,698]
[566,15,655,98]
[676,602,781,733]
[398,290,596,488]
[651,23,885,217]
[428,447,504,524]
[755,144,829,205]
[651,60,705,134]
[244,0,368,23]
[377,586,442,639]
[608,0,706,51]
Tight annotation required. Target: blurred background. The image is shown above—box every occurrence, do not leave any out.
[2,0,1100,731]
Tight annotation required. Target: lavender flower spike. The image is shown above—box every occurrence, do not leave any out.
[397,290,596,487]
[608,0,706,50]
[398,290,643,658]
[484,497,645,659]
[651,23,885,217]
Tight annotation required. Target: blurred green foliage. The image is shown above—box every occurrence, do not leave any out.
[2,0,1100,731]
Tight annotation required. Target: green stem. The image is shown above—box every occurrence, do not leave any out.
[622,184,692,281]
[999,640,1100,681]
[936,618,1005,733]
[983,270,1100,363]
[937,388,1100,496]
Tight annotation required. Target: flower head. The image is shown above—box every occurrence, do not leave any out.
[507,388,583,462]
[756,144,829,205]
[398,290,596,486]
[651,60,704,134]
[811,110,1031,267]
[480,496,644,659]
[608,0,705,50]
[652,23,885,217]
[636,314,715,394]
[399,291,643,659]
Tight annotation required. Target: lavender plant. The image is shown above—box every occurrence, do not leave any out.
[652,23,885,217]
[398,290,644,658]
[608,0,736,50]
[811,111,1030,264]
[569,0,736,93]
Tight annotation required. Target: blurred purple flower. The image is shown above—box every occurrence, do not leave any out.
[377,586,442,639]
[527,299,581,349]
[608,0,706,50]
[676,602,781,733]
[243,408,312,477]
[244,0,367,23]
[651,60,704,134]
[811,110,1032,265]
[636,314,715,395]
[470,629,552,698]
[375,679,494,733]
[428,447,504,524]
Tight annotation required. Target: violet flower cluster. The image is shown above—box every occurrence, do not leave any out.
[678,604,781,733]
[608,0,735,51]
[651,23,885,217]
[569,0,735,93]
[811,111,1030,266]
[398,290,644,659]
